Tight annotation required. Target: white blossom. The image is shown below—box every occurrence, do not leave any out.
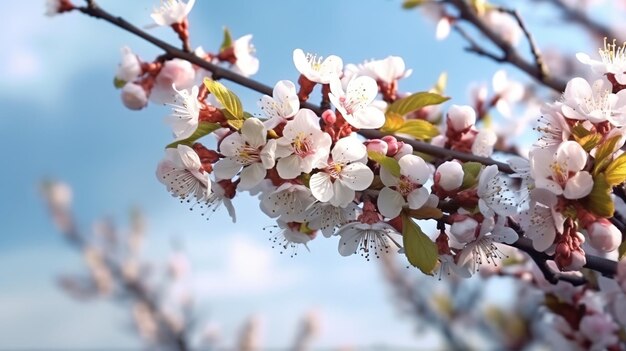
[258,80,299,129]
[231,35,259,77]
[293,49,343,84]
[260,183,315,222]
[305,202,360,237]
[477,165,518,218]
[164,85,200,141]
[328,76,385,129]
[561,77,626,126]
[149,0,195,27]
[157,145,210,201]
[377,154,432,219]
[336,222,402,260]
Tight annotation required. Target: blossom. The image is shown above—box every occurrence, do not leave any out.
[361,56,412,84]
[150,59,196,103]
[477,165,518,218]
[149,0,195,27]
[579,313,619,350]
[45,0,73,16]
[535,102,571,149]
[328,76,385,129]
[457,216,519,269]
[164,85,200,141]
[450,216,479,244]
[157,145,210,201]
[213,118,277,190]
[492,70,524,118]
[377,154,432,219]
[268,220,315,257]
[293,49,343,84]
[116,46,142,83]
[483,10,521,47]
[274,109,332,179]
[577,38,626,84]
[586,219,621,252]
[260,183,315,222]
[471,129,497,157]
[121,83,148,110]
[258,80,299,129]
[435,161,464,191]
[309,136,373,207]
[205,180,236,223]
[447,105,476,131]
[305,202,360,237]
[231,35,259,77]
[336,221,401,260]
[519,188,565,251]
[560,77,626,126]
[530,140,593,199]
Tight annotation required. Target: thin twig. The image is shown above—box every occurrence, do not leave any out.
[447,0,566,92]
[542,0,618,41]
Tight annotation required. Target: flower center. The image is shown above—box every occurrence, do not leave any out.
[305,53,323,71]
[550,162,569,185]
[397,175,419,197]
[326,161,344,180]
[237,145,261,165]
[599,38,626,65]
[293,132,314,158]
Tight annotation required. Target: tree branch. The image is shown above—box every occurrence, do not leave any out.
[71,1,618,284]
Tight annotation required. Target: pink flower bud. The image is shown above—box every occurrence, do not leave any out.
[381,136,399,156]
[394,142,413,159]
[450,217,478,244]
[436,161,464,191]
[322,110,336,124]
[365,139,388,155]
[121,82,148,110]
[564,248,586,271]
[447,105,476,131]
[587,219,621,252]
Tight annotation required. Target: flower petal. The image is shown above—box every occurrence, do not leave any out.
[407,187,429,209]
[310,172,334,203]
[340,163,374,191]
[276,155,302,179]
[332,136,367,163]
[377,187,405,219]
[238,163,266,190]
[241,117,267,148]
[213,158,242,180]
[563,171,593,199]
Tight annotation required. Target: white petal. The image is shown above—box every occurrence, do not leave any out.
[535,177,564,196]
[563,171,593,199]
[337,226,361,256]
[379,166,399,187]
[277,155,302,179]
[347,105,386,129]
[219,132,245,157]
[260,139,277,169]
[310,172,334,203]
[238,163,266,190]
[556,140,588,173]
[241,118,267,148]
[407,187,429,209]
[331,180,355,207]
[332,136,366,163]
[213,158,242,180]
[492,227,518,244]
[346,76,378,107]
[176,144,201,170]
[399,154,430,184]
[340,163,374,191]
[377,187,405,218]
[318,55,343,83]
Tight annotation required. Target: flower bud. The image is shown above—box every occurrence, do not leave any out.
[121,82,148,110]
[447,105,476,131]
[436,161,464,191]
[394,142,413,159]
[450,217,478,244]
[471,130,497,157]
[116,46,142,83]
[381,136,399,156]
[587,219,621,252]
[322,110,336,125]
[365,139,388,155]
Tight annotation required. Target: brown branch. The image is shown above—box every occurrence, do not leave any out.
[447,0,566,92]
[70,1,619,284]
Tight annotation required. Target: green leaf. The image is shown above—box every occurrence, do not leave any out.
[219,27,233,52]
[402,0,428,9]
[586,173,614,217]
[571,123,591,139]
[605,153,626,186]
[619,241,626,260]
[387,92,450,117]
[113,77,126,89]
[461,162,482,188]
[593,135,621,175]
[380,112,405,132]
[402,215,438,274]
[166,121,221,148]
[575,133,602,153]
[396,120,439,140]
[368,151,401,177]
[204,78,245,129]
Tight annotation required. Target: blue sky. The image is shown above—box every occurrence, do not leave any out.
[0,0,608,348]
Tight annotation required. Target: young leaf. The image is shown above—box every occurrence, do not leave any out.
[461,162,483,188]
[605,153,626,186]
[619,241,626,260]
[219,27,233,52]
[593,135,621,175]
[387,92,450,117]
[204,78,244,121]
[574,133,602,153]
[380,112,405,132]
[113,77,126,89]
[571,123,591,139]
[586,173,614,218]
[402,215,438,274]
[368,151,401,177]
[431,71,447,95]
[165,121,221,148]
[396,120,440,140]
[402,0,428,9]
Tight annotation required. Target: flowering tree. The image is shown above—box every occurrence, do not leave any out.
[47,0,626,348]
